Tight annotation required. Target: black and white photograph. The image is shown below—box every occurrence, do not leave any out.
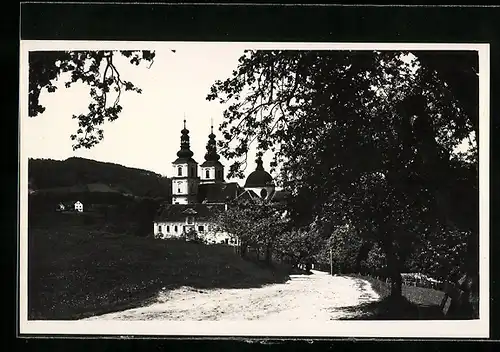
[18,41,489,338]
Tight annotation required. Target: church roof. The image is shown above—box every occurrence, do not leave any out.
[197,182,242,203]
[244,157,274,188]
[155,203,226,222]
[200,160,224,168]
[202,124,222,164]
[174,119,196,161]
[172,157,198,165]
[235,189,260,202]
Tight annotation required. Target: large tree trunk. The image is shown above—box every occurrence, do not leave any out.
[381,238,403,298]
[240,240,248,258]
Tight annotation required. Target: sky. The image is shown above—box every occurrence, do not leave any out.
[22,42,483,186]
[23,44,270,186]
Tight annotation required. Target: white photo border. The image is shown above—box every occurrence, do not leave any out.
[18,40,490,338]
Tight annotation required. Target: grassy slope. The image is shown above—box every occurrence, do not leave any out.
[343,275,447,320]
[28,220,290,320]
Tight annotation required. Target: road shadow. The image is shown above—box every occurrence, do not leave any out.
[339,295,446,320]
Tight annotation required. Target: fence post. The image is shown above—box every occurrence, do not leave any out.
[329,248,333,275]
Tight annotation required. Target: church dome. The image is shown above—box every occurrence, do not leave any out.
[244,157,275,188]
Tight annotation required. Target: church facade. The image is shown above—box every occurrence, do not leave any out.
[153,120,287,245]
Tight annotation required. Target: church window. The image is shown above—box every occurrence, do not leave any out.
[206,169,210,178]
[177,187,181,193]
[166,225,170,233]
[178,166,182,176]
[198,225,204,232]
[260,188,268,198]
[187,216,194,224]
[158,225,162,233]
[174,225,178,232]
[225,238,229,244]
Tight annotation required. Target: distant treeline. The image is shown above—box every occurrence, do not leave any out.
[29,157,171,199]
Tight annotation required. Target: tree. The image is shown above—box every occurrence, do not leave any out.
[275,226,327,270]
[314,224,365,275]
[29,50,156,150]
[211,199,253,256]
[207,50,478,298]
[212,197,288,262]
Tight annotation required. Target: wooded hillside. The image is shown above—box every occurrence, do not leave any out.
[28,157,171,199]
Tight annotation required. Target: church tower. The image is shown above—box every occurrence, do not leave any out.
[199,123,224,184]
[171,120,199,204]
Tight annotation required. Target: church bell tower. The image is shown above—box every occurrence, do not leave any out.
[199,122,224,184]
[171,120,200,204]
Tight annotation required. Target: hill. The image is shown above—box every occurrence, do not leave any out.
[28,215,290,320]
[28,157,171,199]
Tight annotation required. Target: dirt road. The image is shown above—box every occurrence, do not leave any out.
[83,271,379,321]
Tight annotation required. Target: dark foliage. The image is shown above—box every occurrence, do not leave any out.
[29,50,156,150]
[207,49,479,299]
[29,157,171,199]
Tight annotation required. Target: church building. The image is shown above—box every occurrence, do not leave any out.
[153,120,288,245]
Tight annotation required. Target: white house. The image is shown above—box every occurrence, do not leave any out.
[74,200,83,212]
[56,200,84,212]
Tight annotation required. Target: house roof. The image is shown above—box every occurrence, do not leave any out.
[197,182,242,203]
[155,203,226,222]
[59,200,81,207]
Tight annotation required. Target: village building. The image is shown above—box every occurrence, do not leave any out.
[56,200,84,212]
[153,120,289,244]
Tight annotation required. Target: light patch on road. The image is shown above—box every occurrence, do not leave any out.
[83,271,380,321]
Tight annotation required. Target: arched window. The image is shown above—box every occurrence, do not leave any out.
[260,188,268,198]
[206,169,210,179]
[178,166,182,176]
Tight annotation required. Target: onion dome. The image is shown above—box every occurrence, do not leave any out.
[200,123,223,168]
[176,119,194,159]
[173,119,197,165]
[244,156,274,188]
[204,125,221,162]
